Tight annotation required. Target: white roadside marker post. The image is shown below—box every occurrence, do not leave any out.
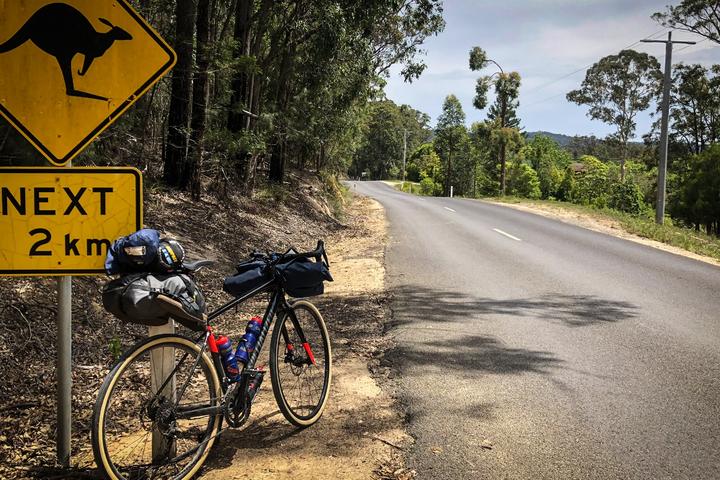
[149,321,177,461]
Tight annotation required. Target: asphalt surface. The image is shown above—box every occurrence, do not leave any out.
[352,181,720,480]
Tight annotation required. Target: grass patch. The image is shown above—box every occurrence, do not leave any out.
[385,180,423,195]
[490,197,720,262]
[321,172,351,221]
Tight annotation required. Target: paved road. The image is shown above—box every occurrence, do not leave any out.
[352,181,720,479]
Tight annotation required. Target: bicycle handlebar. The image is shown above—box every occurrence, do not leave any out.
[248,240,329,268]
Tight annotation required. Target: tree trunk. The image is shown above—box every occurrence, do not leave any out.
[227,0,253,132]
[163,0,196,188]
[269,35,296,184]
[188,0,211,201]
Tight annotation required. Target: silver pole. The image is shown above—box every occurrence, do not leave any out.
[56,276,72,466]
[57,155,72,467]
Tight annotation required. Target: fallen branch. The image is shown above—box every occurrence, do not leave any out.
[370,435,404,450]
[0,401,40,413]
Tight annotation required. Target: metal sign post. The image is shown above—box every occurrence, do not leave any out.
[56,275,72,468]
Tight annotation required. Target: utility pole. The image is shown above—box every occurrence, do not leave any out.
[641,32,695,225]
[402,129,407,191]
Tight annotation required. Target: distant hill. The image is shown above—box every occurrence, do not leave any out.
[524,130,644,148]
[525,131,574,146]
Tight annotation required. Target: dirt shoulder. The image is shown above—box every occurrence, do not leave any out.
[486,199,720,268]
[200,195,412,479]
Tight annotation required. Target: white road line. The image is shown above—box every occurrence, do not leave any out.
[493,228,522,242]
[444,207,456,212]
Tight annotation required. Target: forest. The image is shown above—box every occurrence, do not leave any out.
[0,0,445,197]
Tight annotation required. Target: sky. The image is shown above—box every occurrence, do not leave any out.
[384,0,720,139]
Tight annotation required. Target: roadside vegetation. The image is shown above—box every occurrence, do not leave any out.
[491,196,720,262]
[357,0,720,252]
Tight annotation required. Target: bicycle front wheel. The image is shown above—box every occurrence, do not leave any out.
[270,300,332,427]
[92,334,222,480]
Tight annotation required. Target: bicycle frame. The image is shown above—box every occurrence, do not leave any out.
[171,279,315,421]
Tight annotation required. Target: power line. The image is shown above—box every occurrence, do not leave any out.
[523,31,711,109]
[522,28,669,99]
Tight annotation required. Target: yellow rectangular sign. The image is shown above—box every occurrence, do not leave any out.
[0,167,142,275]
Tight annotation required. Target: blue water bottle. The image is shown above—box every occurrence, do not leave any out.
[216,336,240,381]
[235,316,263,364]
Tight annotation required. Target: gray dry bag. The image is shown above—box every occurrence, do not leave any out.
[102,273,206,331]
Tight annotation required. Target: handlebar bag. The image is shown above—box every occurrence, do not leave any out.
[102,273,206,331]
[223,260,273,297]
[105,229,161,275]
[276,258,333,298]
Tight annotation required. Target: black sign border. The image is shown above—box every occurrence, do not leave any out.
[0,0,177,166]
[0,167,143,275]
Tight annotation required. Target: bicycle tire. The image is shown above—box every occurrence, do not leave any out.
[269,300,332,427]
[92,334,222,480]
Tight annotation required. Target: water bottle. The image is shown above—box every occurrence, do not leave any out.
[235,316,263,364]
[216,336,240,381]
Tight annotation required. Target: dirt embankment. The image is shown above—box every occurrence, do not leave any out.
[0,176,408,479]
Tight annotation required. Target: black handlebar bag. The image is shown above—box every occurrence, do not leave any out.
[102,273,206,331]
[276,258,333,298]
[222,260,273,297]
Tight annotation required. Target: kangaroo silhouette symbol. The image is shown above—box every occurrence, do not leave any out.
[0,3,133,101]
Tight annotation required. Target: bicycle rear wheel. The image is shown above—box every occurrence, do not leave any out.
[92,334,222,480]
[270,300,332,427]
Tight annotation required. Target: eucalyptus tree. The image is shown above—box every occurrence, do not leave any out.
[469,46,522,195]
[435,94,468,196]
[567,49,662,180]
[669,63,720,153]
[653,1,720,43]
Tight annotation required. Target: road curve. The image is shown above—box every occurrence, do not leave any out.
[352,181,720,479]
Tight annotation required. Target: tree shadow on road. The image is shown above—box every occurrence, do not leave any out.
[389,333,563,376]
[389,284,639,329]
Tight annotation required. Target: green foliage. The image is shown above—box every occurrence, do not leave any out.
[435,95,470,195]
[652,1,720,43]
[420,177,442,196]
[518,135,571,199]
[506,162,541,199]
[670,144,720,235]
[668,64,720,154]
[567,50,661,174]
[109,336,122,362]
[350,100,431,179]
[609,181,646,214]
[566,155,610,207]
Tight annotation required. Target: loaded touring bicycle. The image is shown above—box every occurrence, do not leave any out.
[92,236,333,480]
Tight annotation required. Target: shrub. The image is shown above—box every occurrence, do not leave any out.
[506,162,541,199]
[420,177,439,196]
[609,181,646,214]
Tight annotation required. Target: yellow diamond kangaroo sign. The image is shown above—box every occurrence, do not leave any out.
[0,0,176,165]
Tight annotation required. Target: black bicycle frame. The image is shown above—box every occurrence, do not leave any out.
[172,280,313,421]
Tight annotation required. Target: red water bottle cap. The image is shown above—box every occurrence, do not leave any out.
[251,315,263,325]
